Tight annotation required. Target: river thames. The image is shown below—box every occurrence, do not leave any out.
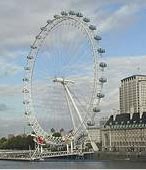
[0,159,146,169]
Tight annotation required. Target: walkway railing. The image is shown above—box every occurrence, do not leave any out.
[0,149,94,161]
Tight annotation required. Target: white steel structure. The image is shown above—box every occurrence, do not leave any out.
[23,11,107,151]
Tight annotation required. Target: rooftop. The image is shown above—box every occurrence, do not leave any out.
[104,112,146,130]
[121,75,146,82]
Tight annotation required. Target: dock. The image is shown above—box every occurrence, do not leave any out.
[0,150,94,161]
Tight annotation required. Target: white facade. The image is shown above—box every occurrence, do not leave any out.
[139,80,146,115]
[102,127,146,152]
[120,75,146,115]
[85,127,101,145]
[88,127,101,143]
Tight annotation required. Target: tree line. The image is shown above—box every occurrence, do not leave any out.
[0,135,35,150]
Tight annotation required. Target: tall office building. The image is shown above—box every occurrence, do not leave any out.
[119,75,146,115]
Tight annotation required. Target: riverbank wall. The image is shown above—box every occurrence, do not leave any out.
[95,151,146,161]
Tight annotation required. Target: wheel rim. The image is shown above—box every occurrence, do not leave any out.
[23,11,107,145]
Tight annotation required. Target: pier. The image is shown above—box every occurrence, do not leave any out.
[0,150,94,161]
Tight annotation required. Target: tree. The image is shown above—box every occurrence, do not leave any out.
[0,137,7,143]
[0,137,7,149]
[0,135,35,150]
[52,132,61,137]
[50,128,55,133]
[60,128,64,133]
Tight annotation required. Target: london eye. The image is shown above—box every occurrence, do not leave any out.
[23,10,107,151]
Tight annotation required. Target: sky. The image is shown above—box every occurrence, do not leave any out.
[0,0,146,137]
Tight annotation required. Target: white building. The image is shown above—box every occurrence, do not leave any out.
[87,127,101,144]
[120,75,146,117]
[102,112,146,152]
[102,75,146,152]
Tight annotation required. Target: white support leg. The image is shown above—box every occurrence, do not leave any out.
[38,144,40,152]
[31,144,40,160]
[71,140,73,153]
[64,84,85,129]
[64,89,77,131]
[67,144,69,153]
[53,78,99,152]
[64,84,98,151]
[40,145,43,154]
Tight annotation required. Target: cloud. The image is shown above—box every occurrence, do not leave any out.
[0,0,145,59]
[29,54,146,128]
[0,104,10,112]
[0,118,25,137]
[0,55,146,136]
[0,84,22,96]
[0,0,146,136]
[98,2,146,32]
[0,59,23,78]
[99,55,146,118]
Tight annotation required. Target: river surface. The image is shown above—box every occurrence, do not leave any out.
[0,159,146,169]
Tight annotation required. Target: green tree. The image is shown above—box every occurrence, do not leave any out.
[51,128,55,133]
[0,135,35,150]
[52,132,61,137]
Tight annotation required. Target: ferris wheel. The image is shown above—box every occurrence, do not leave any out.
[23,11,107,150]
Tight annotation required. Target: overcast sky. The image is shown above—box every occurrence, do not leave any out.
[0,0,146,137]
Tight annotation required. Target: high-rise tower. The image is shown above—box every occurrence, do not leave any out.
[119,75,146,117]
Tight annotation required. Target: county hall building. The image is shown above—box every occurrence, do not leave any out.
[102,75,146,152]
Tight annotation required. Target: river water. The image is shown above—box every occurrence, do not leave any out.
[0,159,146,169]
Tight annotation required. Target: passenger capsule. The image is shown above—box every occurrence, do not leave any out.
[40,27,44,31]
[69,10,76,15]
[89,25,96,30]
[76,12,83,17]
[83,17,90,22]
[35,35,41,39]
[28,123,33,126]
[97,48,105,53]
[54,15,60,19]
[27,56,33,60]
[25,111,30,115]
[47,19,52,24]
[99,62,107,68]
[93,107,100,112]
[31,45,37,49]
[23,100,30,104]
[23,78,29,82]
[94,35,102,41]
[97,93,105,98]
[87,121,95,126]
[99,77,107,83]
[61,11,68,16]
[24,67,30,71]
[22,89,29,93]
[40,27,47,31]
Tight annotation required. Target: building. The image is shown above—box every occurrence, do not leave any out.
[87,127,101,144]
[8,134,15,139]
[102,112,146,152]
[102,75,146,152]
[83,118,109,151]
[86,118,108,145]
[119,75,146,116]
